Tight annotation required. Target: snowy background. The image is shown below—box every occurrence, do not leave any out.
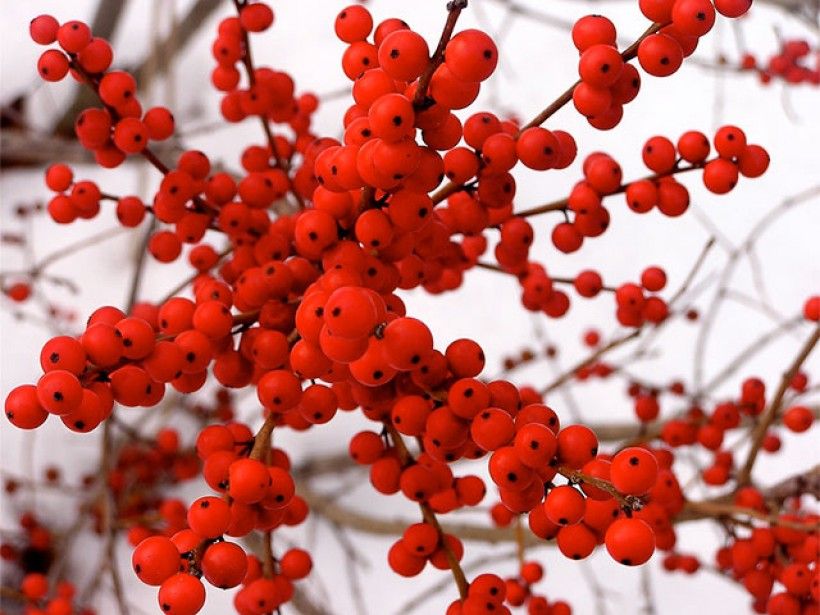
[1,0,819,613]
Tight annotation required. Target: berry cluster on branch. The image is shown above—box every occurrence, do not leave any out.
[2,1,819,615]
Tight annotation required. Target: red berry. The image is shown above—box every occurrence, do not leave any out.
[605,518,655,565]
[158,573,206,615]
[132,536,181,586]
[610,447,658,495]
[30,15,60,45]
[445,29,498,82]
[57,20,92,53]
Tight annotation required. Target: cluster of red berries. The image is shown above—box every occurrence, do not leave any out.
[213,0,321,161]
[31,15,174,169]
[622,371,814,487]
[6,2,817,614]
[485,443,667,566]
[570,0,753,131]
[610,270,670,327]
[440,568,571,615]
[571,15,642,129]
[740,39,820,86]
[503,562,570,615]
[637,0,752,78]
[126,425,310,615]
[714,491,819,613]
[13,572,91,615]
[42,163,107,224]
[0,512,95,614]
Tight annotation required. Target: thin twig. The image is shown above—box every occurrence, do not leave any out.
[735,324,820,486]
[413,1,469,107]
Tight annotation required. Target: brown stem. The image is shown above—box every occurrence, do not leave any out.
[514,516,525,567]
[66,58,219,215]
[541,330,641,395]
[682,500,820,532]
[22,227,129,277]
[156,246,234,303]
[100,421,130,615]
[517,20,670,134]
[515,161,704,219]
[249,414,277,461]
[297,465,819,559]
[473,262,618,292]
[262,530,275,578]
[231,0,305,210]
[431,22,666,205]
[385,423,470,600]
[736,324,820,486]
[413,1,469,108]
[125,219,157,312]
[558,466,642,510]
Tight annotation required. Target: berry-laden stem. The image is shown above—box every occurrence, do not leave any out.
[413,0,469,108]
[67,59,219,214]
[735,324,820,486]
[515,160,705,219]
[99,421,131,615]
[140,147,171,174]
[542,330,641,395]
[249,413,277,461]
[519,21,665,133]
[557,465,642,511]
[157,245,234,303]
[385,423,470,600]
[230,0,305,210]
[514,516,526,567]
[430,21,667,205]
[262,530,275,578]
[682,499,820,532]
[473,262,618,292]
